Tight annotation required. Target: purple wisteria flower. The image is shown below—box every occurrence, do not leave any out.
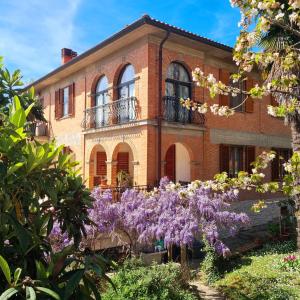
[86,181,249,257]
[49,179,249,256]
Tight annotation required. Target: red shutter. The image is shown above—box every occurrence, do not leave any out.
[117,152,129,174]
[55,89,61,119]
[220,144,230,173]
[245,78,254,113]
[165,145,176,182]
[245,146,255,173]
[219,69,230,106]
[96,152,107,176]
[68,83,75,117]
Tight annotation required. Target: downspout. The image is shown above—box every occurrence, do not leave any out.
[83,76,87,181]
[157,31,170,183]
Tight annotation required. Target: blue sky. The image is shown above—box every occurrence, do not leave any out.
[0,0,241,83]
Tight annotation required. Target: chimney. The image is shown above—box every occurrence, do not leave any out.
[61,48,77,64]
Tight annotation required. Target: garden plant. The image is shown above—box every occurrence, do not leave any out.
[0,57,111,299]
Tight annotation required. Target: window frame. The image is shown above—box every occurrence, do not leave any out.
[220,144,255,178]
[228,145,244,177]
[95,76,109,106]
[165,62,192,99]
[62,86,69,117]
[229,77,246,112]
[117,64,136,99]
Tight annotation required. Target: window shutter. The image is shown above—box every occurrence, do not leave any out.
[245,78,254,113]
[68,83,75,117]
[165,145,176,182]
[117,152,129,174]
[245,146,255,173]
[219,69,230,106]
[96,152,107,176]
[219,144,230,173]
[55,89,61,119]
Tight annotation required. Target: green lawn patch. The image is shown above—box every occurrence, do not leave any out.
[214,240,300,300]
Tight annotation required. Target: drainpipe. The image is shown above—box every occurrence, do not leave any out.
[157,31,170,183]
[83,75,87,181]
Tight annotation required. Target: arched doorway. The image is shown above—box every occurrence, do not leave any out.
[165,143,191,183]
[89,145,107,188]
[112,143,134,186]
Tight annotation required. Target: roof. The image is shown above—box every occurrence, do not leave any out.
[28,14,233,89]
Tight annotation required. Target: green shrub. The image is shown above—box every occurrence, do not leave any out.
[199,239,227,284]
[102,259,197,300]
[214,241,300,300]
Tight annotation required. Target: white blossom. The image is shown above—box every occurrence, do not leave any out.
[207,73,217,84]
[275,11,285,20]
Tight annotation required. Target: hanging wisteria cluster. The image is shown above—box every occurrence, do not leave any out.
[50,177,249,257]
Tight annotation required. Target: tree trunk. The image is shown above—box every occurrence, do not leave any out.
[180,245,190,280]
[290,118,300,250]
[168,245,173,261]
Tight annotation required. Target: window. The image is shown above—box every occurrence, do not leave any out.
[63,87,69,117]
[117,64,136,122]
[118,64,135,98]
[219,69,254,113]
[229,78,246,112]
[165,62,191,123]
[220,144,255,177]
[95,76,109,126]
[55,83,75,119]
[271,148,292,181]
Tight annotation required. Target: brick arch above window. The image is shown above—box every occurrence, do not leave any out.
[165,60,193,80]
[113,62,138,97]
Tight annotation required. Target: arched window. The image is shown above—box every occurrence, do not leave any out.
[165,62,192,123]
[118,64,135,98]
[95,76,109,127]
[117,64,136,122]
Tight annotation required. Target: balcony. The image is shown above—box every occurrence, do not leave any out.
[162,96,205,126]
[82,97,138,130]
[27,121,48,137]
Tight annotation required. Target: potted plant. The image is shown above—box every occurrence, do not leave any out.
[117,170,132,188]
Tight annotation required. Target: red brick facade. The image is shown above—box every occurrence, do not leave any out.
[33,17,291,198]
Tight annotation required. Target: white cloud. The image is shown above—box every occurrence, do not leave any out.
[0,0,81,82]
[208,12,240,45]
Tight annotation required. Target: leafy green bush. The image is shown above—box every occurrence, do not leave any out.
[0,57,110,299]
[214,241,300,300]
[199,239,228,284]
[102,259,197,300]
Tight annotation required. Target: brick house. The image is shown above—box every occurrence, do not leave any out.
[29,15,291,202]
